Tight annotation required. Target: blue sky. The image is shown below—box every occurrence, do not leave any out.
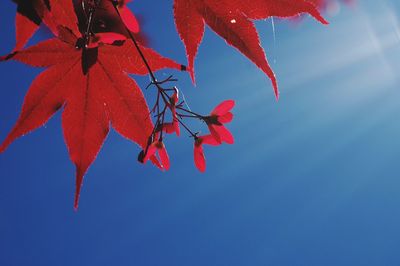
[1,0,400,265]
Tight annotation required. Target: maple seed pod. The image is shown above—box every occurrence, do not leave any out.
[203,115,222,126]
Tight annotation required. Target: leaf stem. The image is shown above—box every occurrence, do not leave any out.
[176,106,204,119]
[111,1,158,83]
[83,0,101,46]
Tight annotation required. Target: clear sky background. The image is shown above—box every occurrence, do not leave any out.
[1,0,400,265]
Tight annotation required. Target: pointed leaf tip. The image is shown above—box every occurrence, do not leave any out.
[0,143,7,154]
[0,137,12,154]
[73,165,86,210]
[189,67,196,85]
[271,76,279,101]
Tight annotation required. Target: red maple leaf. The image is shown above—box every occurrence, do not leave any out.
[1,0,183,209]
[173,0,328,98]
